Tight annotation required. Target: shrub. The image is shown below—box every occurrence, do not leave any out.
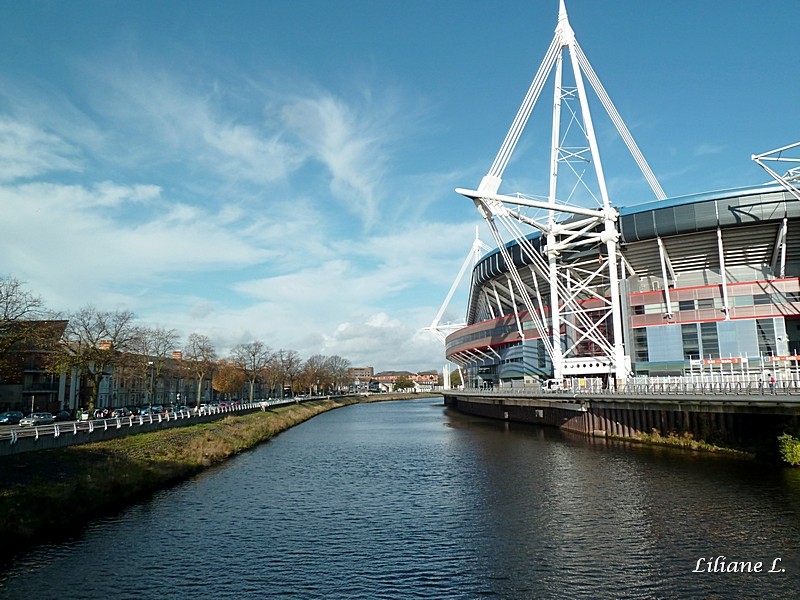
[778,433,800,466]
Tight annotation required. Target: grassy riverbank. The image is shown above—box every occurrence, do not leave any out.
[0,393,434,562]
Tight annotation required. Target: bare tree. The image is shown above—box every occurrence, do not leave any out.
[54,306,136,413]
[0,276,49,380]
[277,349,302,397]
[230,340,273,403]
[129,326,180,405]
[183,333,217,407]
[302,354,329,395]
[325,355,351,393]
[0,276,45,322]
[259,354,282,399]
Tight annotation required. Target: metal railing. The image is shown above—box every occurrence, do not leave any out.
[0,394,345,446]
[450,379,800,400]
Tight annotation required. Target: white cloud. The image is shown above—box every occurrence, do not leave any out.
[279,91,399,228]
[0,119,82,182]
[0,48,471,375]
[694,143,726,156]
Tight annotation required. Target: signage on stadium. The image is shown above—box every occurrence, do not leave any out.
[767,355,800,362]
[702,357,747,365]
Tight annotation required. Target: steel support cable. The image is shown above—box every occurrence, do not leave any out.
[491,38,560,177]
[498,209,605,346]
[483,212,554,355]
[574,43,666,200]
[495,213,553,358]
[505,218,616,360]
[506,277,526,341]
[490,37,561,178]
[559,265,616,358]
[575,45,660,198]
[563,309,615,356]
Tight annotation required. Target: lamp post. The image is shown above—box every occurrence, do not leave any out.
[147,361,154,408]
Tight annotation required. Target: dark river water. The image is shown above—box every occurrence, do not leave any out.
[2,397,800,599]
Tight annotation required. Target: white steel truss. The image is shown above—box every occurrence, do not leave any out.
[753,141,799,280]
[456,0,665,383]
[753,141,800,203]
[427,227,492,345]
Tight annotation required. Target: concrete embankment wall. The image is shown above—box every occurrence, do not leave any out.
[443,393,800,446]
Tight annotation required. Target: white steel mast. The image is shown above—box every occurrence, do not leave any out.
[456,0,665,384]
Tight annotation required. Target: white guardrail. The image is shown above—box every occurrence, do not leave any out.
[0,395,339,446]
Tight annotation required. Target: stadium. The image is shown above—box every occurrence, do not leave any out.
[445,183,800,387]
[439,2,800,389]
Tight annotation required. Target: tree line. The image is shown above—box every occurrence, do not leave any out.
[0,276,352,413]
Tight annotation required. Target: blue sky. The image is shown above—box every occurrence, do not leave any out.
[0,0,797,372]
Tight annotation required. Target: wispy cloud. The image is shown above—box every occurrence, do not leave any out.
[694,142,726,156]
[279,92,394,228]
[0,118,82,182]
[0,40,467,372]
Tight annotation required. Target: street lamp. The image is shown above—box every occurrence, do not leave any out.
[147,361,154,408]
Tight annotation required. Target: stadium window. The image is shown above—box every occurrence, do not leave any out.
[644,302,666,315]
[633,328,648,362]
[697,298,716,309]
[756,319,776,355]
[632,304,645,315]
[678,300,695,311]
[700,322,720,358]
[771,292,787,304]
[681,324,700,360]
[786,292,800,303]
[753,293,771,305]
[537,340,546,368]
[733,295,753,307]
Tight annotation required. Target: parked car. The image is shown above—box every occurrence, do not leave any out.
[54,410,72,422]
[0,411,24,425]
[111,407,131,418]
[19,412,55,426]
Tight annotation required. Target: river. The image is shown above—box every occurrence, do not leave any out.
[1,397,799,599]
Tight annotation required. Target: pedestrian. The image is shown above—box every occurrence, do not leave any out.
[769,375,776,394]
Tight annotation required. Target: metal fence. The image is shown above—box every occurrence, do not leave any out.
[0,395,339,447]
[452,378,800,399]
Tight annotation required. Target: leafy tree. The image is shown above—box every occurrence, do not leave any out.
[212,360,246,400]
[450,367,465,388]
[230,341,273,403]
[183,333,217,407]
[394,375,413,391]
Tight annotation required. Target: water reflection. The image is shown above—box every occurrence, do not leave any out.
[1,398,799,599]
